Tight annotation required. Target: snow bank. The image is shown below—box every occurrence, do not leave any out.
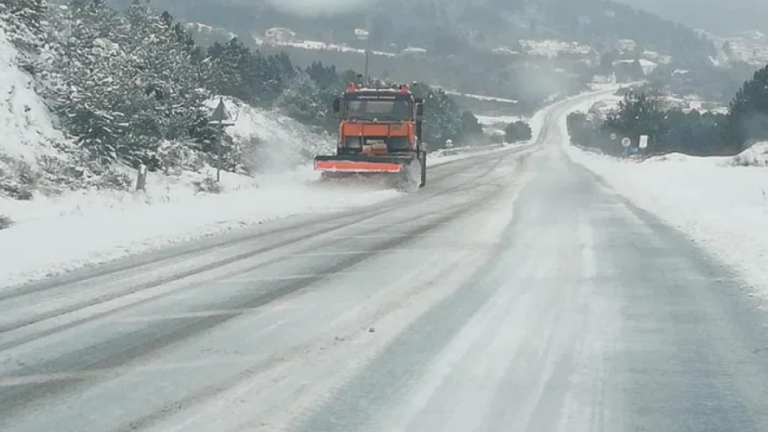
[730,142,768,167]
[0,166,400,289]
[565,140,768,296]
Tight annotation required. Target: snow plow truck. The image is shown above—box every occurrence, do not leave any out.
[314,82,427,191]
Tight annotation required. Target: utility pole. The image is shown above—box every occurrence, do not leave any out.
[355,16,371,85]
[365,15,371,85]
[217,115,223,182]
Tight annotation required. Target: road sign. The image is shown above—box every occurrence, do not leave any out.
[209,98,231,123]
[639,135,648,149]
[208,98,235,182]
[610,133,617,140]
[621,137,631,147]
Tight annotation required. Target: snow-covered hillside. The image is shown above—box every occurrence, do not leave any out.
[709,30,768,66]
[0,26,69,178]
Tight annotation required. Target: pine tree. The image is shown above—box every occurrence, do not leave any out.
[724,65,768,153]
[0,0,47,71]
[276,71,321,125]
[42,0,127,163]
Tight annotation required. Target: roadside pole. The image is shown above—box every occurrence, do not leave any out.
[209,98,235,182]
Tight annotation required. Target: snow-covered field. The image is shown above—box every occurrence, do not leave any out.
[518,39,593,58]
[442,90,518,104]
[565,129,768,296]
[475,115,524,126]
[254,36,396,58]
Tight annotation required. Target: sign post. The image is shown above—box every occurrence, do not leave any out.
[621,137,631,158]
[209,98,235,182]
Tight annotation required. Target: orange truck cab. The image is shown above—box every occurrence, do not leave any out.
[313,83,427,189]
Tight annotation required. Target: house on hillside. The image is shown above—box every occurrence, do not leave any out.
[264,27,296,44]
[615,39,636,53]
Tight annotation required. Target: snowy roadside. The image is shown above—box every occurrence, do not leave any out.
[0,167,399,290]
[565,135,768,297]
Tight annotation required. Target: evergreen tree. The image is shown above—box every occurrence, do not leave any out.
[725,65,768,152]
[411,85,462,148]
[459,110,484,144]
[276,71,322,125]
[604,88,667,153]
[505,121,532,143]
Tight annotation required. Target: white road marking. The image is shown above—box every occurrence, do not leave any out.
[0,354,270,387]
[223,270,392,283]
[113,308,276,323]
[324,233,452,239]
[579,213,597,279]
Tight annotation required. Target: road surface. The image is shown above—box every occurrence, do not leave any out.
[2,93,768,432]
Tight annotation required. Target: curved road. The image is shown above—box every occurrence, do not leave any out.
[2,93,768,432]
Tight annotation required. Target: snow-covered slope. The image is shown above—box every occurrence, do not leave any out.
[0,25,69,195]
[0,28,65,162]
[565,139,768,297]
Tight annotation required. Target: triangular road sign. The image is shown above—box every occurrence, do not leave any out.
[210,98,231,122]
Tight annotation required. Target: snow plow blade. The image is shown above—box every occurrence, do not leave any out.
[314,154,424,192]
[314,155,415,173]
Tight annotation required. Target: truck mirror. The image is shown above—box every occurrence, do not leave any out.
[332,98,340,113]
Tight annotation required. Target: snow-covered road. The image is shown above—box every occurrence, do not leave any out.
[0,85,558,290]
[2,89,768,432]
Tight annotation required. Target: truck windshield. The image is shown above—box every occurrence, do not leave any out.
[345,99,412,121]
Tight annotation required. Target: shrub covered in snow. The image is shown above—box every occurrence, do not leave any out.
[192,176,223,194]
[0,214,12,230]
[505,121,533,143]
